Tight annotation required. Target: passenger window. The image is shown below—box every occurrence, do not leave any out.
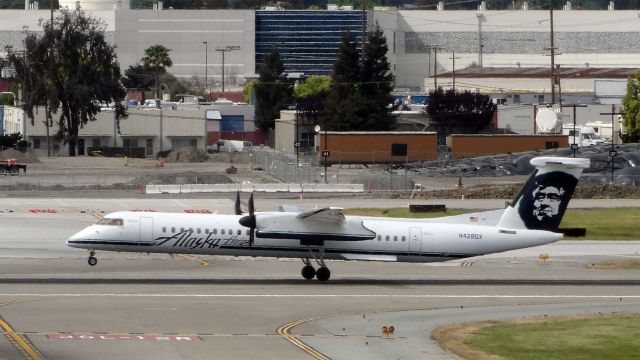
[162,227,166,233]
[228,229,232,235]
[394,236,398,242]
[171,227,175,232]
[221,229,225,235]
[205,229,209,234]
[402,236,406,242]
[197,228,201,234]
[237,229,241,235]
[180,227,184,232]
[246,229,250,235]
[213,229,217,235]
[385,235,390,241]
[377,235,381,241]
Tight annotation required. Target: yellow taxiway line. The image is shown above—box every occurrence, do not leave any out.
[177,254,209,267]
[0,318,42,360]
[277,316,331,360]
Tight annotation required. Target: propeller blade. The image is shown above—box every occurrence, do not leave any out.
[234,191,243,215]
[238,193,257,248]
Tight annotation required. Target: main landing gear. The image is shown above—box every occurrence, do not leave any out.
[301,248,331,281]
[87,251,98,266]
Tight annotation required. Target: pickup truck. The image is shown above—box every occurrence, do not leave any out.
[0,158,27,175]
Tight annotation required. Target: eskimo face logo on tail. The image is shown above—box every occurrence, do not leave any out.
[518,171,577,231]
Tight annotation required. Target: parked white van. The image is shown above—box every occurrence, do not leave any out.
[208,140,252,153]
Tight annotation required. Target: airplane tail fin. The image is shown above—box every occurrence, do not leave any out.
[497,157,590,231]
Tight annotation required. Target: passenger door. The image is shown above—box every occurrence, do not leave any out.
[140,217,154,243]
[409,227,422,253]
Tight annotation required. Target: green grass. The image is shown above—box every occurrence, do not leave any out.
[559,208,640,240]
[464,314,640,360]
[344,207,640,240]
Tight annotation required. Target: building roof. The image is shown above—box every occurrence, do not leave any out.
[437,67,638,79]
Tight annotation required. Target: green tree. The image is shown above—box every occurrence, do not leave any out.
[293,76,331,99]
[254,47,292,132]
[121,63,155,92]
[8,10,127,157]
[325,30,361,130]
[294,76,331,143]
[427,88,497,145]
[142,45,173,99]
[360,23,395,130]
[621,69,640,143]
[243,79,258,104]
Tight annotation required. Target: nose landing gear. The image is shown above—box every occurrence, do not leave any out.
[87,251,98,266]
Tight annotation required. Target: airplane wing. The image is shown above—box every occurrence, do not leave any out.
[296,207,345,223]
[255,209,374,242]
[278,205,304,213]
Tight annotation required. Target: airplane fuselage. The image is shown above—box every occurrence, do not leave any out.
[67,211,561,263]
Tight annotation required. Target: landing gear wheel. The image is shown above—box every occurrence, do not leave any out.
[301,265,316,280]
[315,266,330,281]
[88,256,97,266]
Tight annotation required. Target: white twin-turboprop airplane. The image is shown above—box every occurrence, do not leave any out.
[67,156,589,281]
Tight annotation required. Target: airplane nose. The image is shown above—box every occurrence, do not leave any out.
[66,228,95,248]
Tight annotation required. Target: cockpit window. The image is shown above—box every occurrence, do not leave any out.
[96,218,124,226]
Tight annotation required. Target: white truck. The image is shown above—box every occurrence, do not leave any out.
[563,126,610,147]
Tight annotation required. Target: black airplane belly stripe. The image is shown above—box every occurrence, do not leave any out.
[67,240,474,259]
[218,245,473,259]
[67,240,155,247]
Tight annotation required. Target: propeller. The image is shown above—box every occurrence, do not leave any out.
[234,191,243,215]
[238,193,256,247]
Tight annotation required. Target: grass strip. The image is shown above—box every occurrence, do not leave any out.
[343,207,640,240]
[456,314,640,360]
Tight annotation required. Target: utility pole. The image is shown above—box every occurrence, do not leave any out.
[361,0,366,61]
[545,2,557,105]
[449,51,460,92]
[600,107,623,183]
[215,46,240,94]
[202,41,208,96]
[428,44,443,90]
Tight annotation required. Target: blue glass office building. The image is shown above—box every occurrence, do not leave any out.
[255,10,365,76]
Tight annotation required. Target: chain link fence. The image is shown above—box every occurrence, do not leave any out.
[253,149,419,191]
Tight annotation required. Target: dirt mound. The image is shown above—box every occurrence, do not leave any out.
[0,148,41,163]
[165,147,209,163]
[131,171,232,185]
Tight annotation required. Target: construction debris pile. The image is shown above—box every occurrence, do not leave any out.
[165,147,210,163]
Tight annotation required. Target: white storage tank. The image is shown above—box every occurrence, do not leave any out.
[59,0,129,11]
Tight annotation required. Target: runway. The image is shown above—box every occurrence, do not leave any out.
[1,198,639,359]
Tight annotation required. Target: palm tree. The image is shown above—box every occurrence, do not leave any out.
[141,45,173,99]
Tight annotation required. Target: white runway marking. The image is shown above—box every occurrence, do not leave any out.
[1,294,639,299]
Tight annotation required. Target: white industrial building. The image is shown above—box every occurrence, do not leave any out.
[1,1,639,152]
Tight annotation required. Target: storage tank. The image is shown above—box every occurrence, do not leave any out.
[59,0,129,10]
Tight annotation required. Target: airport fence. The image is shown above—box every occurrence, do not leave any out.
[253,149,418,191]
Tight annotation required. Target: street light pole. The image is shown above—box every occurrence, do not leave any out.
[202,41,208,96]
